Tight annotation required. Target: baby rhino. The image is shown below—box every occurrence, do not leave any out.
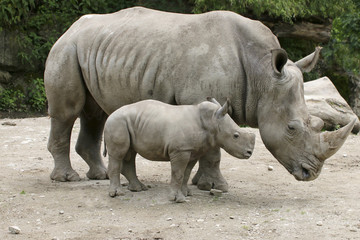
[103,98,255,203]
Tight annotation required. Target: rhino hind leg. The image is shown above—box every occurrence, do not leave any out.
[48,118,81,181]
[193,148,228,192]
[75,96,108,180]
[121,149,148,192]
[107,127,131,197]
[108,153,125,197]
[45,46,86,182]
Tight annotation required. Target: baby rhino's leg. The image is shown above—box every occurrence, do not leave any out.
[121,149,148,192]
[181,160,198,197]
[108,153,125,197]
[169,152,191,203]
[105,123,130,197]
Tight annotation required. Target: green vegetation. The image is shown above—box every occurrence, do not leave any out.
[0,78,47,112]
[0,0,358,112]
[192,0,355,22]
[324,2,360,75]
[0,88,26,112]
[27,78,47,112]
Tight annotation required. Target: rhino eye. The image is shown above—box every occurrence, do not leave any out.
[288,121,301,131]
[233,132,240,139]
[288,124,296,131]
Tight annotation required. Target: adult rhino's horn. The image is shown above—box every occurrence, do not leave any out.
[316,118,356,161]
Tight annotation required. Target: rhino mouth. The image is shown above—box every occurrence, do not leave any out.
[291,162,320,181]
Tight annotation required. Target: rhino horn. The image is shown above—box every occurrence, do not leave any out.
[316,118,356,161]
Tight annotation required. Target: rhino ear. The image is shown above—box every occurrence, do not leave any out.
[271,48,288,75]
[207,97,221,106]
[216,98,231,118]
[295,47,322,73]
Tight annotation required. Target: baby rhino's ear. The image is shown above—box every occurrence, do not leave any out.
[216,98,231,118]
[207,97,221,106]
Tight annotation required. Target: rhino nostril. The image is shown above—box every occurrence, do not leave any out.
[246,150,252,156]
[302,167,310,179]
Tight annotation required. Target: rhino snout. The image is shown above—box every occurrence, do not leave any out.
[291,163,319,181]
[243,149,253,159]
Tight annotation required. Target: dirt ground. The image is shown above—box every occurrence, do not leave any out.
[0,117,359,240]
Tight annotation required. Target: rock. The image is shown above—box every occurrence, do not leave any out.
[9,226,21,234]
[0,30,37,71]
[59,210,64,214]
[210,189,223,197]
[304,77,360,134]
[316,221,323,226]
[268,165,274,171]
[0,70,11,84]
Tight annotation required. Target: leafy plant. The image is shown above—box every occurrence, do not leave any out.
[27,78,47,112]
[324,3,360,75]
[0,88,27,112]
[192,0,356,23]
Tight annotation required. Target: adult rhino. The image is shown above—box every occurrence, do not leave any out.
[44,7,356,191]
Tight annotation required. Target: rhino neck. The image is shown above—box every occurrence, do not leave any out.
[236,53,273,128]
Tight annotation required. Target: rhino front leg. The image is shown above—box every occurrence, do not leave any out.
[192,147,228,192]
[121,149,148,192]
[169,152,191,203]
[48,118,81,181]
[75,97,108,180]
[181,160,198,197]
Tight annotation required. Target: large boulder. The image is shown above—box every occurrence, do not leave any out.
[0,30,24,71]
[304,77,360,134]
[0,70,12,84]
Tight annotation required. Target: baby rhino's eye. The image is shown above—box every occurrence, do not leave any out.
[233,132,240,139]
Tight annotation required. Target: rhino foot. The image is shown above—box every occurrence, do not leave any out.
[196,175,229,192]
[175,195,186,203]
[50,168,81,182]
[86,166,108,180]
[169,190,186,203]
[181,186,193,197]
[109,187,125,197]
[128,181,148,192]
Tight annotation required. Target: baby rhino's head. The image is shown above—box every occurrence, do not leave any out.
[204,98,255,159]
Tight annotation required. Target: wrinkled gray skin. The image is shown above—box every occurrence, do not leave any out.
[44,7,355,190]
[103,99,255,202]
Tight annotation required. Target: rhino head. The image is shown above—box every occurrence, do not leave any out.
[257,47,356,181]
[206,98,255,159]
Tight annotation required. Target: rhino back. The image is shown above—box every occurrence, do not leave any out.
[54,7,280,123]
